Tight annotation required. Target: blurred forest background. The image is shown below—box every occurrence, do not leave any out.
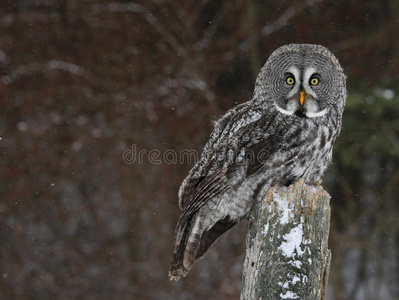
[0,0,398,299]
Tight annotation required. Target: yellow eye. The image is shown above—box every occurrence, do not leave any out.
[310,78,319,85]
[286,77,295,85]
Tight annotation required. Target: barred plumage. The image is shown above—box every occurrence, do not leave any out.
[169,44,346,280]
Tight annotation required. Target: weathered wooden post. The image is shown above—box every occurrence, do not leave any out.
[241,179,331,300]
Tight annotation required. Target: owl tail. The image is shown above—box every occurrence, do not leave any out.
[169,213,237,281]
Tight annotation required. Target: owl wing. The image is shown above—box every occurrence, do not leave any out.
[178,101,249,211]
[178,108,283,220]
[170,107,285,280]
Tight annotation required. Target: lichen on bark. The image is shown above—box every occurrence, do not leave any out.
[241,179,331,300]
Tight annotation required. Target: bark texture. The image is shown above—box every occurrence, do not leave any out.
[241,179,331,300]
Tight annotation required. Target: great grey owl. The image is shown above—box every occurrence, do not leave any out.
[169,44,346,280]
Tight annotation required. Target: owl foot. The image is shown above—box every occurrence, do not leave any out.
[309,180,322,186]
[248,214,255,223]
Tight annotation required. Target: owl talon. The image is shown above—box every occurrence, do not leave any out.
[309,180,322,186]
[248,214,255,223]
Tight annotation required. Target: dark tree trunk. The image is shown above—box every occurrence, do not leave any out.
[241,179,331,300]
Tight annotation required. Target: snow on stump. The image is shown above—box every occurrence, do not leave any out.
[241,179,331,300]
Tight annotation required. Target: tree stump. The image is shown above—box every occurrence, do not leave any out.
[241,179,331,300]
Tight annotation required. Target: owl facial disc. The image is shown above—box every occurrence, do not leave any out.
[273,66,330,118]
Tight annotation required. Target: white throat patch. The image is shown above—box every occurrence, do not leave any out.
[305,107,329,118]
[273,101,294,116]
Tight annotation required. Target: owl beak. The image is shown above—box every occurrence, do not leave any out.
[299,91,305,106]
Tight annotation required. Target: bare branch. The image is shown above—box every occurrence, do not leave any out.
[1,60,86,85]
[89,2,143,16]
[0,49,10,64]
[225,0,324,61]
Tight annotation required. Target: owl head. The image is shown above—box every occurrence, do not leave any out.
[254,44,346,119]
